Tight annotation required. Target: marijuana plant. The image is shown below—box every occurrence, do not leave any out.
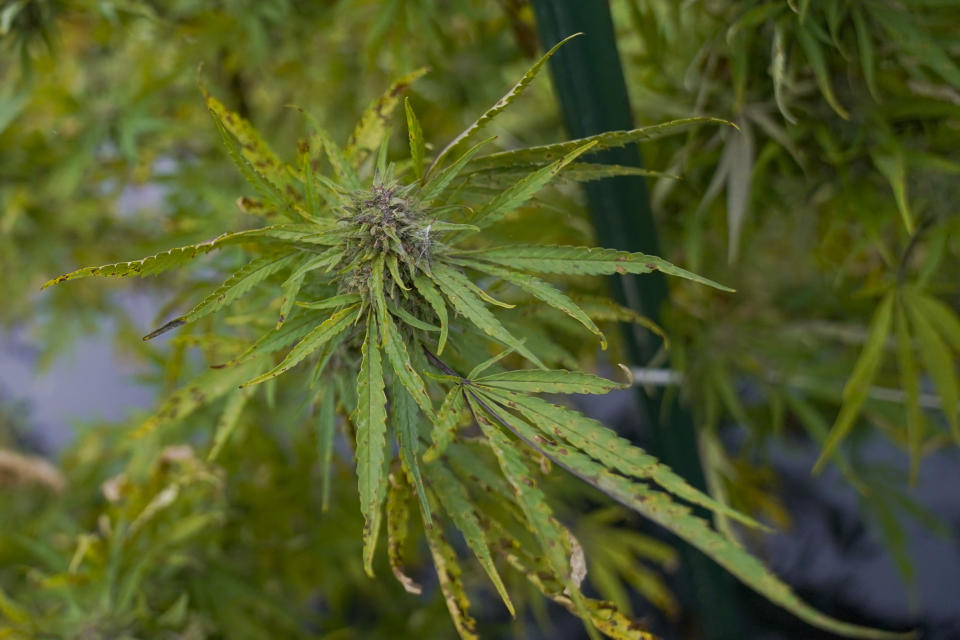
[45,36,904,639]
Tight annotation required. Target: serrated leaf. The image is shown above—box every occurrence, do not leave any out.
[347,67,429,166]
[240,303,361,388]
[316,382,336,511]
[467,118,731,171]
[213,310,321,368]
[428,33,582,176]
[465,244,732,291]
[471,142,597,229]
[413,274,449,354]
[424,386,466,462]
[419,137,496,205]
[388,302,439,332]
[471,163,677,186]
[207,389,249,462]
[418,495,479,640]
[485,389,761,529]
[297,292,363,311]
[205,90,288,187]
[356,319,389,576]
[470,396,597,640]
[386,470,422,594]
[147,254,296,340]
[405,97,426,182]
[457,258,606,348]
[278,271,305,327]
[41,228,284,289]
[430,263,544,368]
[475,369,625,395]
[815,293,895,474]
[894,301,923,484]
[425,462,515,616]
[906,296,960,441]
[872,151,914,235]
[477,392,906,640]
[390,377,430,520]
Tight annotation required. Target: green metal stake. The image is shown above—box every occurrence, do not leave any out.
[528,2,744,637]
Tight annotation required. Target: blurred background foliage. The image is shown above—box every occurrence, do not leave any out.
[1,0,958,637]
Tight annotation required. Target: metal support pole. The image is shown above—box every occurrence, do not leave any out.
[528,2,744,637]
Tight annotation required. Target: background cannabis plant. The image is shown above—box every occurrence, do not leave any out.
[37,36,908,640]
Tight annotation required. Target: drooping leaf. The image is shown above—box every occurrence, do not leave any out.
[796,26,849,120]
[464,244,733,291]
[469,396,597,640]
[419,137,496,205]
[356,319,390,577]
[386,470,422,595]
[477,392,906,640]
[910,291,960,352]
[425,462,515,616]
[482,388,761,529]
[815,293,895,473]
[418,496,479,640]
[212,309,322,369]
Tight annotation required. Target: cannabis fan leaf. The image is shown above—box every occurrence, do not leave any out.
[45,37,905,640]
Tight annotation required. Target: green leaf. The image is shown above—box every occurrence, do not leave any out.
[910,292,960,352]
[814,292,895,474]
[382,318,434,418]
[486,389,761,529]
[277,270,305,327]
[418,495,479,640]
[894,301,924,484]
[427,33,582,176]
[297,293,363,311]
[418,137,496,205]
[390,377,431,520]
[475,369,625,395]
[906,295,960,441]
[40,228,283,289]
[146,254,297,340]
[465,244,733,291]
[796,26,849,120]
[388,302,439,332]
[405,97,426,182]
[316,382,336,511]
[458,257,607,347]
[133,360,262,438]
[470,396,598,640]
[872,151,914,235]
[213,310,322,368]
[466,118,731,171]
[852,6,879,101]
[426,462,515,616]
[430,263,545,368]
[470,142,597,229]
[207,389,250,462]
[386,470,422,594]
[477,392,907,640]
[424,386,466,462]
[240,303,361,388]
[356,318,390,577]
[413,274,449,354]
[347,67,429,166]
